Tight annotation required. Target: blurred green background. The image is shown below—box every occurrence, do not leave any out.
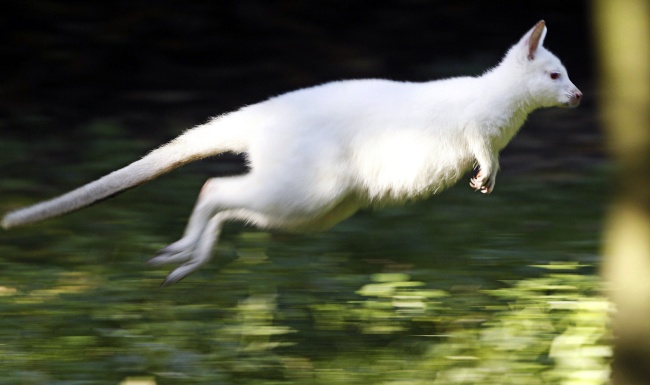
[0,1,610,384]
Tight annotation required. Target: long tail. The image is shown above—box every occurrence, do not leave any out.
[2,115,249,229]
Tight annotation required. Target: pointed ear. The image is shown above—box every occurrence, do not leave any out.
[520,20,547,60]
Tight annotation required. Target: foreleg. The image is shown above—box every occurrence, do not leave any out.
[468,138,499,194]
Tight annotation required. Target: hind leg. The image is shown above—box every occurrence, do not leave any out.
[149,180,225,266]
[149,170,353,284]
[151,208,272,286]
[149,174,296,285]
[149,175,278,284]
[152,211,226,286]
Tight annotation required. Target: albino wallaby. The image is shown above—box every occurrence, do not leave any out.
[2,20,581,285]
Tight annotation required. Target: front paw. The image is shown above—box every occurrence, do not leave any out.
[470,169,496,194]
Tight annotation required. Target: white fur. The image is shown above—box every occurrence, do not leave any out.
[2,21,582,285]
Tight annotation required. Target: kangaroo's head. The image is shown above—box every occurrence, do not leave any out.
[505,20,582,109]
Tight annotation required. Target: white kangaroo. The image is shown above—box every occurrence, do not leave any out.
[2,21,582,285]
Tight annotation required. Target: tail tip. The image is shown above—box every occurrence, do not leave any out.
[2,213,18,230]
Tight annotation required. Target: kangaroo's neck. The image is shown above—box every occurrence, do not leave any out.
[475,61,538,146]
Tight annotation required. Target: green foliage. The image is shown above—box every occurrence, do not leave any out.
[0,257,612,385]
[308,264,611,385]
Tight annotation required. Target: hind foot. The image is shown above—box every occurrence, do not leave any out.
[148,236,215,286]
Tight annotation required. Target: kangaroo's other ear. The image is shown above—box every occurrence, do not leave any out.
[519,20,547,61]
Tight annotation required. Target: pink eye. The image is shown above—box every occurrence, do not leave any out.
[550,72,560,80]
